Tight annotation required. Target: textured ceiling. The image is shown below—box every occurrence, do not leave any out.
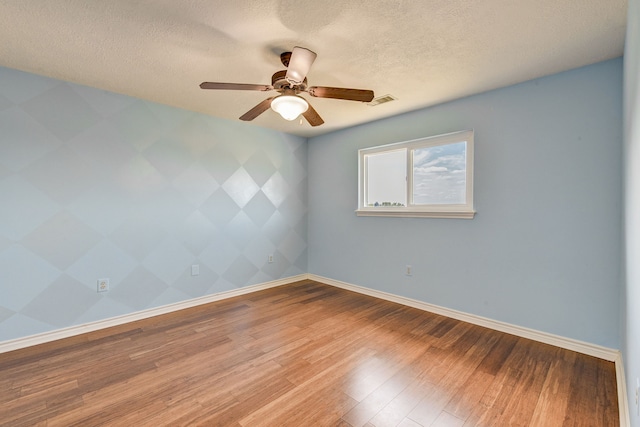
[0,1,628,137]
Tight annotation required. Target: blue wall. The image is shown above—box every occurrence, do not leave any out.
[0,67,307,342]
[0,57,625,356]
[624,0,640,424]
[308,59,623,349]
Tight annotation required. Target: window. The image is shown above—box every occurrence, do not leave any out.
[357,130,475,218]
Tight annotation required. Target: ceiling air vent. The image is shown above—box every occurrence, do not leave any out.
[368,94,397,106]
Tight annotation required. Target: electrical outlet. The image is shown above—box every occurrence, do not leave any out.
[97,278,109,293]
[191,264,200,276]
[268,254,274,263]
[406,265,412,276]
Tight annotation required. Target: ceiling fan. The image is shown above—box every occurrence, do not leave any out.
[199,47,375,127]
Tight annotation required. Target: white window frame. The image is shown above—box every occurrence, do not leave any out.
[357,130,475,219]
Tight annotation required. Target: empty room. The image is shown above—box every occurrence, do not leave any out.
[1,1,639,426]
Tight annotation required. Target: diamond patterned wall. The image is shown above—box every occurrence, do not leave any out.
[0,67,307,342]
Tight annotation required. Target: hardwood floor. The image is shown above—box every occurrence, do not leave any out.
[0,280,619,426]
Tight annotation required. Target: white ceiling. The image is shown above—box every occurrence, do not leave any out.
[0,1,628,138]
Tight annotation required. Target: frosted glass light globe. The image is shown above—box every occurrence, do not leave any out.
[271,95,309,121]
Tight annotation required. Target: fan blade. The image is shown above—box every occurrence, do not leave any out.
[200,82,272,91]
[308,86,374,102]
[302,103,324,127]
[285,47,317,85]
[239,97,274,121]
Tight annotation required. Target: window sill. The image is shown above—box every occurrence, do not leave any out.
[355,209,476,219]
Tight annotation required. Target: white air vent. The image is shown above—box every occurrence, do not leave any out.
[368,94,397,106]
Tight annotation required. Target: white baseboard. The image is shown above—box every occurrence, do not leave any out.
[308,274,629,426]
[0,273,629,426]
[615,352,632,427]
[3,273,618,361]
[0,274,307,354]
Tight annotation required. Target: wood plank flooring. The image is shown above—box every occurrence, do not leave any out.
[0,280,619,426]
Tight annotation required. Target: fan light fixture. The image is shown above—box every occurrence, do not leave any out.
[271,95,308,121]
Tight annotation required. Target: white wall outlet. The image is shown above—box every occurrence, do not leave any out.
[97,278,109,293]
[406,265,412,276]
[191,264,200,276]
[268,254,274,263]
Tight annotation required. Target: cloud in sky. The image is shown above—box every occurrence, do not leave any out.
[414,166,448,174]
[413,142,466,204]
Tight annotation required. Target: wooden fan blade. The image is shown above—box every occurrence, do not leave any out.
[239,97,274,121]
[200,82,272,91]
[302,103,324,127]
[308,86,374,102]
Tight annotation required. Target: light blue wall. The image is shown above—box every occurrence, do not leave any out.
[624,0,640,424]
[0,57,625,354]
[0,67,307,342]
[308,59,623,349]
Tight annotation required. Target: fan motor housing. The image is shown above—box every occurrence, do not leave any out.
[272,70,307,92]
